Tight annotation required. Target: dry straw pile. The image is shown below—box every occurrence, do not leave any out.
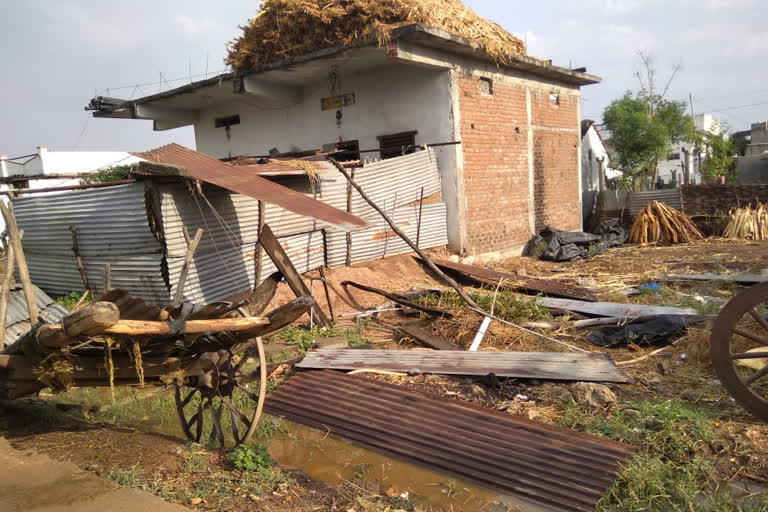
[629,201,704,245]
[226,0,526,73]
[723,204,768,240]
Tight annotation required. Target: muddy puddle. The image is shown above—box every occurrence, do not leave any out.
[142,411,543,511]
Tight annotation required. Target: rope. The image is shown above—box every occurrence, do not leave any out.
[132,340,145,387]
[104,337,115,401]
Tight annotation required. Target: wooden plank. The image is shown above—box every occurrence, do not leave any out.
[297,349,633,383]
[173,228,204,306]
[0,244,15,350]
[399,325,463,351]
[664,273,768,285]
[69,224,91,293]
[259,224,330,327]
[0,201,38,323]
[432,258,598,302]
[536,297,699,318]
[41,316,270,339]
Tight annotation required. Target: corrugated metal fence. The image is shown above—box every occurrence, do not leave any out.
[15,150,448,305]
[627,188,683,217]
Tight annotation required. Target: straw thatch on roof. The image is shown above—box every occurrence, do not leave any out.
[226,0,526,74]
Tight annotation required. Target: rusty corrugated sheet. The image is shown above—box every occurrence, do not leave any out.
[131,144,366,231]
[265,370,636,512]
[433,259,598,302]
[296,349,633,383]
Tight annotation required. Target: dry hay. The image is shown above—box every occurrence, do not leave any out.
[628,201,704,245]
[226,0,526,73]
[723,204,768,241]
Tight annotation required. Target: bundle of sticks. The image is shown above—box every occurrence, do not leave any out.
[628,201,704,245]
[723,204,768,241]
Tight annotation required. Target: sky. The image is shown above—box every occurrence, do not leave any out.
[1,0,767,157]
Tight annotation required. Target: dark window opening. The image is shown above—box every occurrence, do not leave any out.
[668,152,681,160]
[326,140,360,162]
[478,77,493,96]
[378,131,418,159]
[214,114,240,129]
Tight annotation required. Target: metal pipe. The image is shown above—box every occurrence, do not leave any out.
[469,316,492,351]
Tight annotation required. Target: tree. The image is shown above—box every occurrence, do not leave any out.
[602,51,693,190]
[698,132,737,184]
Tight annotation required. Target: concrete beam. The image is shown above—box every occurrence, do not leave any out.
[240,77,301,104]
[135,104,197,128]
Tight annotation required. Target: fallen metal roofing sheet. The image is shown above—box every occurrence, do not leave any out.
[4,285,69,347]
[265,370,636,512]
[536,297,699,318]
[433,259,599,302]
[296,349,633,383]
[132,144,365,231]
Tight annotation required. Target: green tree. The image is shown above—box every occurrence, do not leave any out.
[697,132,737,184]
[602,52,693,190]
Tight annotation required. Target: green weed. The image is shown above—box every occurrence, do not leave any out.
[55,291,87,308]
[227,444,273,471]
[107,467,143,488]
[420,289,551,323]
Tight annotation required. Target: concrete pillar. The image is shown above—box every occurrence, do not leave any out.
[682,147,692,185]
[0,154,8,179]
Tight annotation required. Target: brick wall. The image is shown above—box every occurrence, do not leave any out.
[458,76,532,254]
[533,131,581,232]
[458,75,582,255]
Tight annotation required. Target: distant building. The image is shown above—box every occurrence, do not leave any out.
[736,122,768,183]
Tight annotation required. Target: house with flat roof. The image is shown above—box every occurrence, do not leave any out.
[87,0,599,259]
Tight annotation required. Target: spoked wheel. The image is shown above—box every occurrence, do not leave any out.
[711,282,768,422]
[175,337,267,446]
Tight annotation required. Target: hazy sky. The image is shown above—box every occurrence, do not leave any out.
[1,0,766,157]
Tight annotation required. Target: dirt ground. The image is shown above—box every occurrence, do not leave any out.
[3,238,768,512]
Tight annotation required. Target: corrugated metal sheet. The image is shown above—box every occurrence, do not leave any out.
[297,349,633,383]
[265,370,636,512]
[537,297,699,317]
[166,231,324,304]
[348,150,442,220]
[602,190,628,211]
[24,253,169,304]
[628,189,683,216]
[160,177,338,258]
[132,143,366,231]
[4,285,69,347]
[13,183,161,257]
[326,203,447,267]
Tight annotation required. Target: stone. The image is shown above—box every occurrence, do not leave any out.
[681,389,698,402]
[314,336,349,350]
[648,375,666,393]
[624,408,642,419]
[170,446,183,456]
[571,382,616,408]
[86,463,100,472]
[468,384,487,397]
[190,497,203,506]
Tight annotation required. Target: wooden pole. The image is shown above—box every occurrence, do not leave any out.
[0,201,39,323]
[0,244,16,351]
[173,228,203,307]
[259,224,331,327]
[103,263,112,294]
[416,186,424,248]
[328,157,480,310]
[69,224,91,293]
[255,200,265,287]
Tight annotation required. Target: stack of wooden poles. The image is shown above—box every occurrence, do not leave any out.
[628,201,704,245]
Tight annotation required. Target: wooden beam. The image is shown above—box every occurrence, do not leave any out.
[173,228,204,306]
[0,201,38,323]
[0,180,136,196]
[399,325,463,351]
[328,157,480,311]
[40,316,270,338]
[69,224,91,293]
[0,244,15,350]
[259,224,331,327]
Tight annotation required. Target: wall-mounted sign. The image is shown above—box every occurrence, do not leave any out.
[321,93,356,111]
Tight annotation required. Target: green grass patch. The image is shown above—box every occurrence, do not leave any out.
[107,467,143,488]
[55,290,88,308]
[274,324,370,351]
[227,444,273,471]
[420,289,551,323]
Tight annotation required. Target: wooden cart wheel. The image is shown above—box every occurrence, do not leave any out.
[175,337,267,446]
[711,282,768,422]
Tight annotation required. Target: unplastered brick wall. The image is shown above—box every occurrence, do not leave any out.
[458,74,582,255]
[533,131,581,232]
[530,87,581,232]
[458,75,532,255]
